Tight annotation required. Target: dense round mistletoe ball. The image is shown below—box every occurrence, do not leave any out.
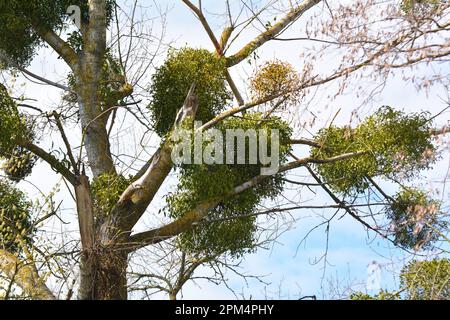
[149,47,232,136]
[2,147,37,182]
[387,188,445,250]
[166,113,292,257]
[400,258,450,300]
[311,106,436,195]
[0,179,33,252]
[1,85,37,181]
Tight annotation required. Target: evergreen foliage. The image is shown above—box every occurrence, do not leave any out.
[149,48,232,136]
[311,106,436,195]
[166,113,292,257]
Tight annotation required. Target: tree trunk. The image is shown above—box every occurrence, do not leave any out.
[76,74,115,178]
[73,0,125,300]
[76,177,129,300]
[92,249,128,300]
[75,76,128,299]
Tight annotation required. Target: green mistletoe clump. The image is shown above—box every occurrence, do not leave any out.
[149,47,232,137]
[311,106,435,195]
[166,113,292,257]
[0,84,37,181]
[0,179,34,252]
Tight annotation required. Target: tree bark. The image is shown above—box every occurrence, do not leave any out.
[169,293,177,300]
[74,171,130,300]
[77,0,115,178]
[75,173,96,299]
[0,249,56,300]
[73,0,124,300]
[77,85,198,299]
[92,249,128,300]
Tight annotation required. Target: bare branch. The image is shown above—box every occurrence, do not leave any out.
[226,0,322,67]
[51,111,79,174]
[29,21,79,72]
[17,139,77,185]
[0,50,72,92]
[128,150,367,249]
